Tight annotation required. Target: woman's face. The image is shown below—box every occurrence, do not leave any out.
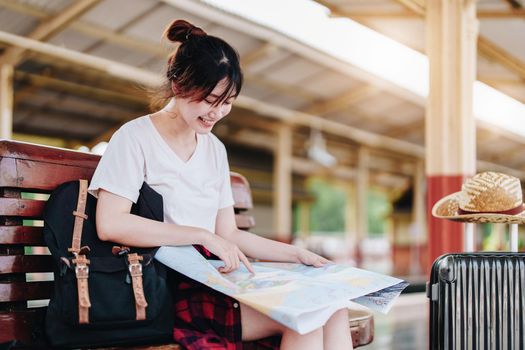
[175,79,235,134]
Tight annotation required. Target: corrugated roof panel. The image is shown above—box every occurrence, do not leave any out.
[264,56,326,85]
[47,95,137,122]
[124,4,213,43]
[477,0,510,11]
[0,8,38,35]
[16,112,109,139]
[403,132,423,145]
[48,29,100,52]
[497,85,525,105]
[478,134,516,156]
[327,0,405,12]
[209,26,263,56]
[19,89,63,106]
[87,42,159,67]
[244,49,292,75]
[480,19,525,63]
[300,70,362,98]
[264,92,309,110]
[16,0,72,13]
[393,102,423,123]
[478,55,518,79]
[140,57,166,73]
[353,91,402,115]
[240,82,275,100]
[80,0,160,31]
[363,19,425,52]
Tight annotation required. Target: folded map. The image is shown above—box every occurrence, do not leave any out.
[156,245,408,334]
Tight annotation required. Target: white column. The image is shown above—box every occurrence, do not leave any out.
[0,64,14,139]
[273,124,292,241]
[355,147,369,264]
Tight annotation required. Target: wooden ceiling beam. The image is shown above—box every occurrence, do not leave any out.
[81,2,164,55]
[0,1,321,109]
[480,77,525,86]
[0,0,101,66]
[14,71,147,108]
[392,0,525,81]
[3,13,525,174]
[320,0,525,82]
[384,119,424,138]
[245,75,319,101]
[241,42,279,67]
[302,85,378,115]
[0,0,166,58]
[393,0,425,15]
[326,8,525,19]
[504,0,524,9]
[478,37,525,81]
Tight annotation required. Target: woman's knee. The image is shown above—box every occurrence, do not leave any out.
[331,308,349,322]
[324,308,350,331]
[283,325,323,338]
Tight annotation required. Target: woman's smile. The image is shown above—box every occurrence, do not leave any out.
[197,116,217,128]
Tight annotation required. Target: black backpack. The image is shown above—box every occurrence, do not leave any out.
[43,180,174,348]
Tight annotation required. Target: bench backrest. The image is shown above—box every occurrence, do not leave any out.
[0,139,255,344]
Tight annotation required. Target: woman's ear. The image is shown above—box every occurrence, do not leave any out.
[170,81,180,96]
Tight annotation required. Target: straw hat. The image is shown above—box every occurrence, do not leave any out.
[432,171,525,224]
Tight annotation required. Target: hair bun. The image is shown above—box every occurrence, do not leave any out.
[164,19,207,43]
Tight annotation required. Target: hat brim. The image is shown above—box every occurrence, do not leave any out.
[431,192,525,224]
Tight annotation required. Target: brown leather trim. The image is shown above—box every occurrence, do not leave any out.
[69,180,91,324]
[458,204,524,216]
[127,253,148,321]
[68,180,89,254]
[72,254,91,324]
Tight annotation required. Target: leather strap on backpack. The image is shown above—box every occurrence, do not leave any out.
[68,179,91,324]
[127,253,148,320]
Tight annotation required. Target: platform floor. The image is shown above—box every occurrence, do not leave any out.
[359,292,428,350]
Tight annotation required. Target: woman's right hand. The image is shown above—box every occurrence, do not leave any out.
[203,233,254,274]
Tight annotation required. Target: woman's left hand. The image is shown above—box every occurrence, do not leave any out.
[295,248,331,267]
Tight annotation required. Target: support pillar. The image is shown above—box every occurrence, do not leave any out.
[426,0,478,270]
[411,160,426,275]
[0,64,13,139]
[273,124,292,242]
[355,147,369,266]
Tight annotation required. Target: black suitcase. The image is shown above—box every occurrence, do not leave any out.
[428,252,525,349]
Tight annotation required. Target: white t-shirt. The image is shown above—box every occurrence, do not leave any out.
[88,115,234,233]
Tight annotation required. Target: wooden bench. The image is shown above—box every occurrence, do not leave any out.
[0,139,373,348]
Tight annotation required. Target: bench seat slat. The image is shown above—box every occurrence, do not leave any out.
[9,159,95,191]
[0,141,100,168]
[0,307,46,344]
[0,226,45,245]
[0,198,45,218]
[0,281,53,302]
[235,214,255,230]
[231,172,252,210]
[0,256,53,274]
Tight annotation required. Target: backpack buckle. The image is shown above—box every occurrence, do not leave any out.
[112,245,131,257]
[127,253,144,277]
[72,255,90,278]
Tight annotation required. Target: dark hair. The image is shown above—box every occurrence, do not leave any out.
[150,19,243,111]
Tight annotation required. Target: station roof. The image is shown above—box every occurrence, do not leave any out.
[0,0,524,180]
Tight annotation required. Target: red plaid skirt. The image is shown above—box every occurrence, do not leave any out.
[169,246,281,350]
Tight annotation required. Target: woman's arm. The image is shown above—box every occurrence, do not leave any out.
[215,206,330,267]
[96,189,210,247]
[96,189,253,273]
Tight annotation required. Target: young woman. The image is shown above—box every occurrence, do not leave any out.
[88,19,353,350]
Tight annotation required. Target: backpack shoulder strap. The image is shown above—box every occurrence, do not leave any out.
[68,179,91,324]
[69,179,89,254]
